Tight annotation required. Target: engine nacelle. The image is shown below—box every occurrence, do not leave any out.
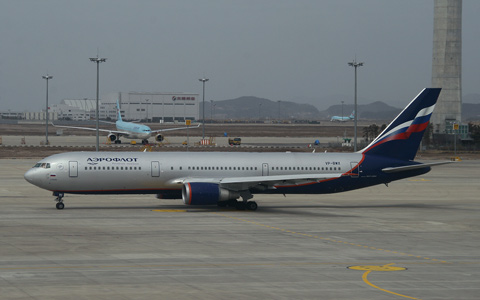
[182,182,239,205]
[155,134,164,142]
[108,133,117,142]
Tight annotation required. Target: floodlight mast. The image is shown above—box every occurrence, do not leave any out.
[348,59,363,152]
[89,56,107,152]
[198,78,209,140]
[42,74,53,145]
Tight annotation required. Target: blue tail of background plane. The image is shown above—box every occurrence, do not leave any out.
[116,100,123,122]
[361,88,441,161]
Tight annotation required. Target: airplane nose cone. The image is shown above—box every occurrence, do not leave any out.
[24,169,38,185]
[24,169,34,183]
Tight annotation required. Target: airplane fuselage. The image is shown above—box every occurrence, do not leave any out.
[115,120,152,140]
[24,151,429,198]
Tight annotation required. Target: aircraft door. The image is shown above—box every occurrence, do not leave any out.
[262,163,269,176]
[151,161,160,177]
[69,161,78,177]
[350,162,360,178]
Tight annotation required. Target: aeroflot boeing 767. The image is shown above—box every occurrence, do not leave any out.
[25,89,450,210]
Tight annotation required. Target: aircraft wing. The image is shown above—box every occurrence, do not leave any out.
[151,124,200,133]
[51,123,130,135]
[173,173,343,192]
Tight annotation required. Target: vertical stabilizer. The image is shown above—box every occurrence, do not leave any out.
[116,100,123,122]
[361,88,441,161]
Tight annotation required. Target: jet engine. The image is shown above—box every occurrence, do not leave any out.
[182,182,239,205]
[108,133,117,142]
[155,134,164,142]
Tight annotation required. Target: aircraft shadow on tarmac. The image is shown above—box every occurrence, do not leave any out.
[40,202,456,218]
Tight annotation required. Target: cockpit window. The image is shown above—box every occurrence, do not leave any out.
[33,163,51,169]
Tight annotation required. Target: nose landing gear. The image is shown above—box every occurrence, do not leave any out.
[53,192,65,210]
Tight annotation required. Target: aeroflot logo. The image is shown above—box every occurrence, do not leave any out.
[87,157,138,165]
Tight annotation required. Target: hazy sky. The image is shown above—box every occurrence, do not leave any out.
[1,0,479,112]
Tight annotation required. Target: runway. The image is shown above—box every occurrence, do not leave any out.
[1,158,479,299]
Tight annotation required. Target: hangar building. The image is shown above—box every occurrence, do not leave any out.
[102,92,200,123]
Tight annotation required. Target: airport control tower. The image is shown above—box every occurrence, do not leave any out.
[431,0,462,133]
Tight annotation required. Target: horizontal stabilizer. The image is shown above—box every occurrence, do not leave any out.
[382,161,454,173]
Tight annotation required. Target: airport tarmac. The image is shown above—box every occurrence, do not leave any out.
[0,134,337,147]
[1,158,479,299]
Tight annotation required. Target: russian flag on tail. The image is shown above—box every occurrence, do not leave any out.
[361,88,441,161]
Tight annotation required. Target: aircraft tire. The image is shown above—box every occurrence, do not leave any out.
[246,201,258,211]
[56,202,65,210]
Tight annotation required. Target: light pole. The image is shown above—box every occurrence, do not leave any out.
[277,100,281,122]
[348,59,363,152]
[199,78,209,140]
[83,98,88,120]
[145,99,149,122]
[341,101,344,120]
[42,74,53,145]
[89,56,107,152]
[210,100,214,122]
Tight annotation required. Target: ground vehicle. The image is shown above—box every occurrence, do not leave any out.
[228,138,241,145]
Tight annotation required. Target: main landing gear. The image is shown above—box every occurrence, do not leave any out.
[54,192,65,210]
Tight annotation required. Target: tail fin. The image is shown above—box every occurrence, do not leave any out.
[361,88,441,161]
[116,100,122,121]
[349,111,355,119]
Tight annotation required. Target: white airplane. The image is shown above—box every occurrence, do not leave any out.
[53,101,199,145]
[331,111,354,122]
[26,89,451,210]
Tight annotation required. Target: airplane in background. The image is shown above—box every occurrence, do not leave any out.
[26,89,451,211]
[331,111,355,122]
[53,101,199,145]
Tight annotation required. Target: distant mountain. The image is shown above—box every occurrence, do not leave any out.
[320,101,401,120]
[202,96,480,121]
[202,96,320,120]
[463,103,480,121]
[463,95,480,121]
